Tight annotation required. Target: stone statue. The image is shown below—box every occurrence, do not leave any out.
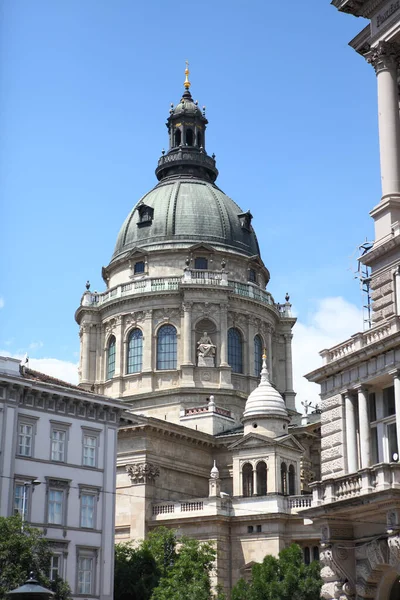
[197,331,216,367]
[301,399,313,416]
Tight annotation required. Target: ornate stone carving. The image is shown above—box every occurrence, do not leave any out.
[388,534,400,566]
[104,318,117,336]
[125,311,145,329]
[319,544,355,599]
[197,332,216,366]
[367,41,400,73]
[126,462,160,485]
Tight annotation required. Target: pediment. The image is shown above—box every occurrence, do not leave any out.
[229,433,277,450]
[188,242,215,254]
[229,432,305,454]
[127,247,146,259]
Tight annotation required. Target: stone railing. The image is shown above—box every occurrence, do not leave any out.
[320,318,400,365]
[80,275,290,316]
[288,495,312,511]
[152,497,230,520]
[310,463,400,507]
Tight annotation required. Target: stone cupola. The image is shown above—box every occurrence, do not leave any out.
[155,62,218,183]
[242,353,290,438]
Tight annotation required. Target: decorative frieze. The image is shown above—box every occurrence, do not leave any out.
[126,462,160,484]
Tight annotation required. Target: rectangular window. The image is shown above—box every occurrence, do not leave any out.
[48,489,63,525]
[383,386,396,417]
[18,423,33,457]
[387,422,398,462]
[50,423,71,462]
[80,494,95,529]
[14,483,28,517]
[78,556,94,595]
[371,426,379,465]
[369,393,377,422]
[83,435,97,467]
[50,555,61,580]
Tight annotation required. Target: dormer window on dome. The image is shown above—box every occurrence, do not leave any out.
[239,211,253,232]
[137,204,154,227]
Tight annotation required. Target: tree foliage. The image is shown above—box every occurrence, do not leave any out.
[114,527,225,600]
[0,515,71,600]
[231,544,322,600]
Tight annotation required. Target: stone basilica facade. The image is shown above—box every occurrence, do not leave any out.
[75,66,321,593]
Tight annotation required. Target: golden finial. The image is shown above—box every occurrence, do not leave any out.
[184,60,191,90]
[262,348,267,360]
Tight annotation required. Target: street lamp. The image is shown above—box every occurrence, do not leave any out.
[21,480,41,532]
[7,571,54,600]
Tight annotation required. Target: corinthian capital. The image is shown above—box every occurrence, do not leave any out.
[367,42,400,73]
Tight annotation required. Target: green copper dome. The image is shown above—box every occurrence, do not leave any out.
[111,176,260,262]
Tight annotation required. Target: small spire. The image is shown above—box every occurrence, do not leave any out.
[260,349,269,382]
[184,60,191,90]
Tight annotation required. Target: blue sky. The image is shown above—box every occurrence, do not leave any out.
[0,1,378,401]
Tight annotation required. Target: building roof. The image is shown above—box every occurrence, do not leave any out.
[21,367,83,391]
[242,356,289,422]
[111,175,260,262]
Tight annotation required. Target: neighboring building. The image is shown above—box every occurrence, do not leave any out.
[0,356,124,600]
[303,3,400,600]
[75,65,321,594]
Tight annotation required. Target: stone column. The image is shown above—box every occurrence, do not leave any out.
[344,391,358,473]
[253,467,258,496]
[80,323,91,384]
[357,385,371,469]
[393,371,400,455]
[219,304,228,366]
[283,333,296,412]
[114,316,124,377]
[182,302,193,365]
[368,42,400,197]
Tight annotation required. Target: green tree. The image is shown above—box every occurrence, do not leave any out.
[231,544,322,600]
[114,542,159,600]
[0,515,71,600]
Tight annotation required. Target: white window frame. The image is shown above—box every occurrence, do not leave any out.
[79,485,100,530]
[45,478,70,527]
[76,547,98,596]
[81,427,101,468]
[49,553,63,581]
[13,480,32,519]
[16,415,38,458]
[50,421,71,463]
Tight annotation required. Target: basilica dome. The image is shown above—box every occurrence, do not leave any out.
[111,176,260,262]
[110,66,260,265]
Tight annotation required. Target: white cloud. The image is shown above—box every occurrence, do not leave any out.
[29,341,44,351]
[292,297,364,410]
[0,350,79,385]
[0,297,4,309]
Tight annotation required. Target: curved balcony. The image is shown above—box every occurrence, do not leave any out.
[80,272,292,318]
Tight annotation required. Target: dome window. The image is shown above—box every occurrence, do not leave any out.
[254,335,263,376]
[175,129,182,146]
[106,336,116,380]
[238,210,253,231]
[197,131,202,147]
[157,324,177,370]
[248,268,257,283]
[137,204,154,227]
[127,329,143,374]
[228,328,243,374]
[186,128,194,146]
[134,261,145,274]
[194,257,208,270]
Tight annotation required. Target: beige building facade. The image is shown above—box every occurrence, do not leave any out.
[304,2,400,599]
[75,67,322,594]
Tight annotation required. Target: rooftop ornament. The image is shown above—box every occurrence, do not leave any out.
[184,60,191,90]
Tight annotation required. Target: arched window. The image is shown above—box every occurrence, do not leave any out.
[304,547,310,565]
[197,131,202,147]
[186,128,194,146]
[194,257,208,270]
[242,463,253,497]
[127,329,143,374]
[312,546,319,562]
[256,461,267,496]
[254,335,263,376]
[228,328,243,374]
[288,464,296,495]
[107,336,116,379]
[281,462,288,495]
[175,129,181,146]
[157,325,177,370]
